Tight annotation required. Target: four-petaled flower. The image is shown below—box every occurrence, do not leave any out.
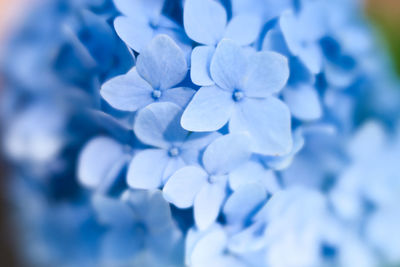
[181,39,293,156]
[101,35,195,111]
[163,133,251,230]
[128,102,220,190]
[184,0,262,86]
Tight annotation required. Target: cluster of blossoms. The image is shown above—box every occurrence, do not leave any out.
[1,0,400,266]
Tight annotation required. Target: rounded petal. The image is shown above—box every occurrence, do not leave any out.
[230,97,293,156]
[136,35,188,90]
[283,85,322,121]
[163,166,208,208]
[243,51,289,97]
[194,182,226,230]
[181,86,234,132]
[223,184,267,224]
[78,137,128,190]
[210,39,247,91]
[202,133,252,175]
[229,160,280,192]
[188,225,227,266]
[134,102,188,148]
[224,15,262,46]
[127,149,169,189]
[100,68,153,111]
[190,45,215,86]
[160,87,196,108]
[183,0,227,45]
[297,43,322,74]
[114,16,154,53]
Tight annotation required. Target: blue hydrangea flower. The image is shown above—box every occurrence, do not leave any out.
[101,35,195,112]
[127,102,219,190]
[92,189,184,266]
[181,39,292,156]
[163,133,251,230]
[184,0,262,86]
[113,0,191,55]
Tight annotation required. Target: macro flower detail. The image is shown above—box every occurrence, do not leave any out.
[128,102,219,190]
[101,35,195,111]
[181,39,292,156]
[184,0,262,86]
[163,133,251,230]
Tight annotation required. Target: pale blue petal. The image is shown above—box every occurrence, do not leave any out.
[100,68,153,111]
[224,15,262,46]
[283,85,322,121]
[181,86,234,132]
[230,97,293,156]
[163,166,208,208]
[297,43,322,74]
[182,132,222,151]
[127,149,169,189]
[136,35,188,90]
[114,16,154,53]
[78,137,128,189]
[188,225,227,266]
[160,87,196,108]
[229,160,280,192]
[183,0,227,45]
[223,184,267,224]
[202,133,252,175]
[194,182,226,230]
[134,102,188,149]
[161,156,186,184]
[101,229,142,263]
[210,39,247,91]
[243,51,289,97]
[190,46,215,86]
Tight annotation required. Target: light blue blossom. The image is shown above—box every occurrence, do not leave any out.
[101,35,195,112]
[181,39,292,156]
[92,189,184,266]
[113,0,191,54]
[163,133,251,230]
[184,0,262,86]
[128,102,219,190]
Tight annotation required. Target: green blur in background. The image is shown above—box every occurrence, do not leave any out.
[367,0,400,74]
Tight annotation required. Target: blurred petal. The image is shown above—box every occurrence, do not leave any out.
[283,85,322,121]
[223,184,267,224]
[163,166,208,208]
[127,149,169,189]
[114,16,153,53]
[134,102,188,148]
[78,137,127,189]
[181,86,234,132]
[136,35,187,90]
[100,68,153,111]
[183,0,227,45]
[229,160,280,192]
[230,97,293,155]
[194,182,226,230]
[224,15,262,46]
[210,39,247,91]
[113,0,164,19]
[190,46,215,86]
[243,51,289,97]
[203,133,252,175]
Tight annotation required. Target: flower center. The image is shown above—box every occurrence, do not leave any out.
[149,18,159,29]
[168,147,180,157]
[208,175,219,184]
[232,90,244,102]
[152,89,162,99]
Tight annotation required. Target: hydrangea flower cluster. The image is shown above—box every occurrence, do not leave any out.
[2,0,400,266]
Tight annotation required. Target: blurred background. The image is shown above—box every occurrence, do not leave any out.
[0,0,399,266]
